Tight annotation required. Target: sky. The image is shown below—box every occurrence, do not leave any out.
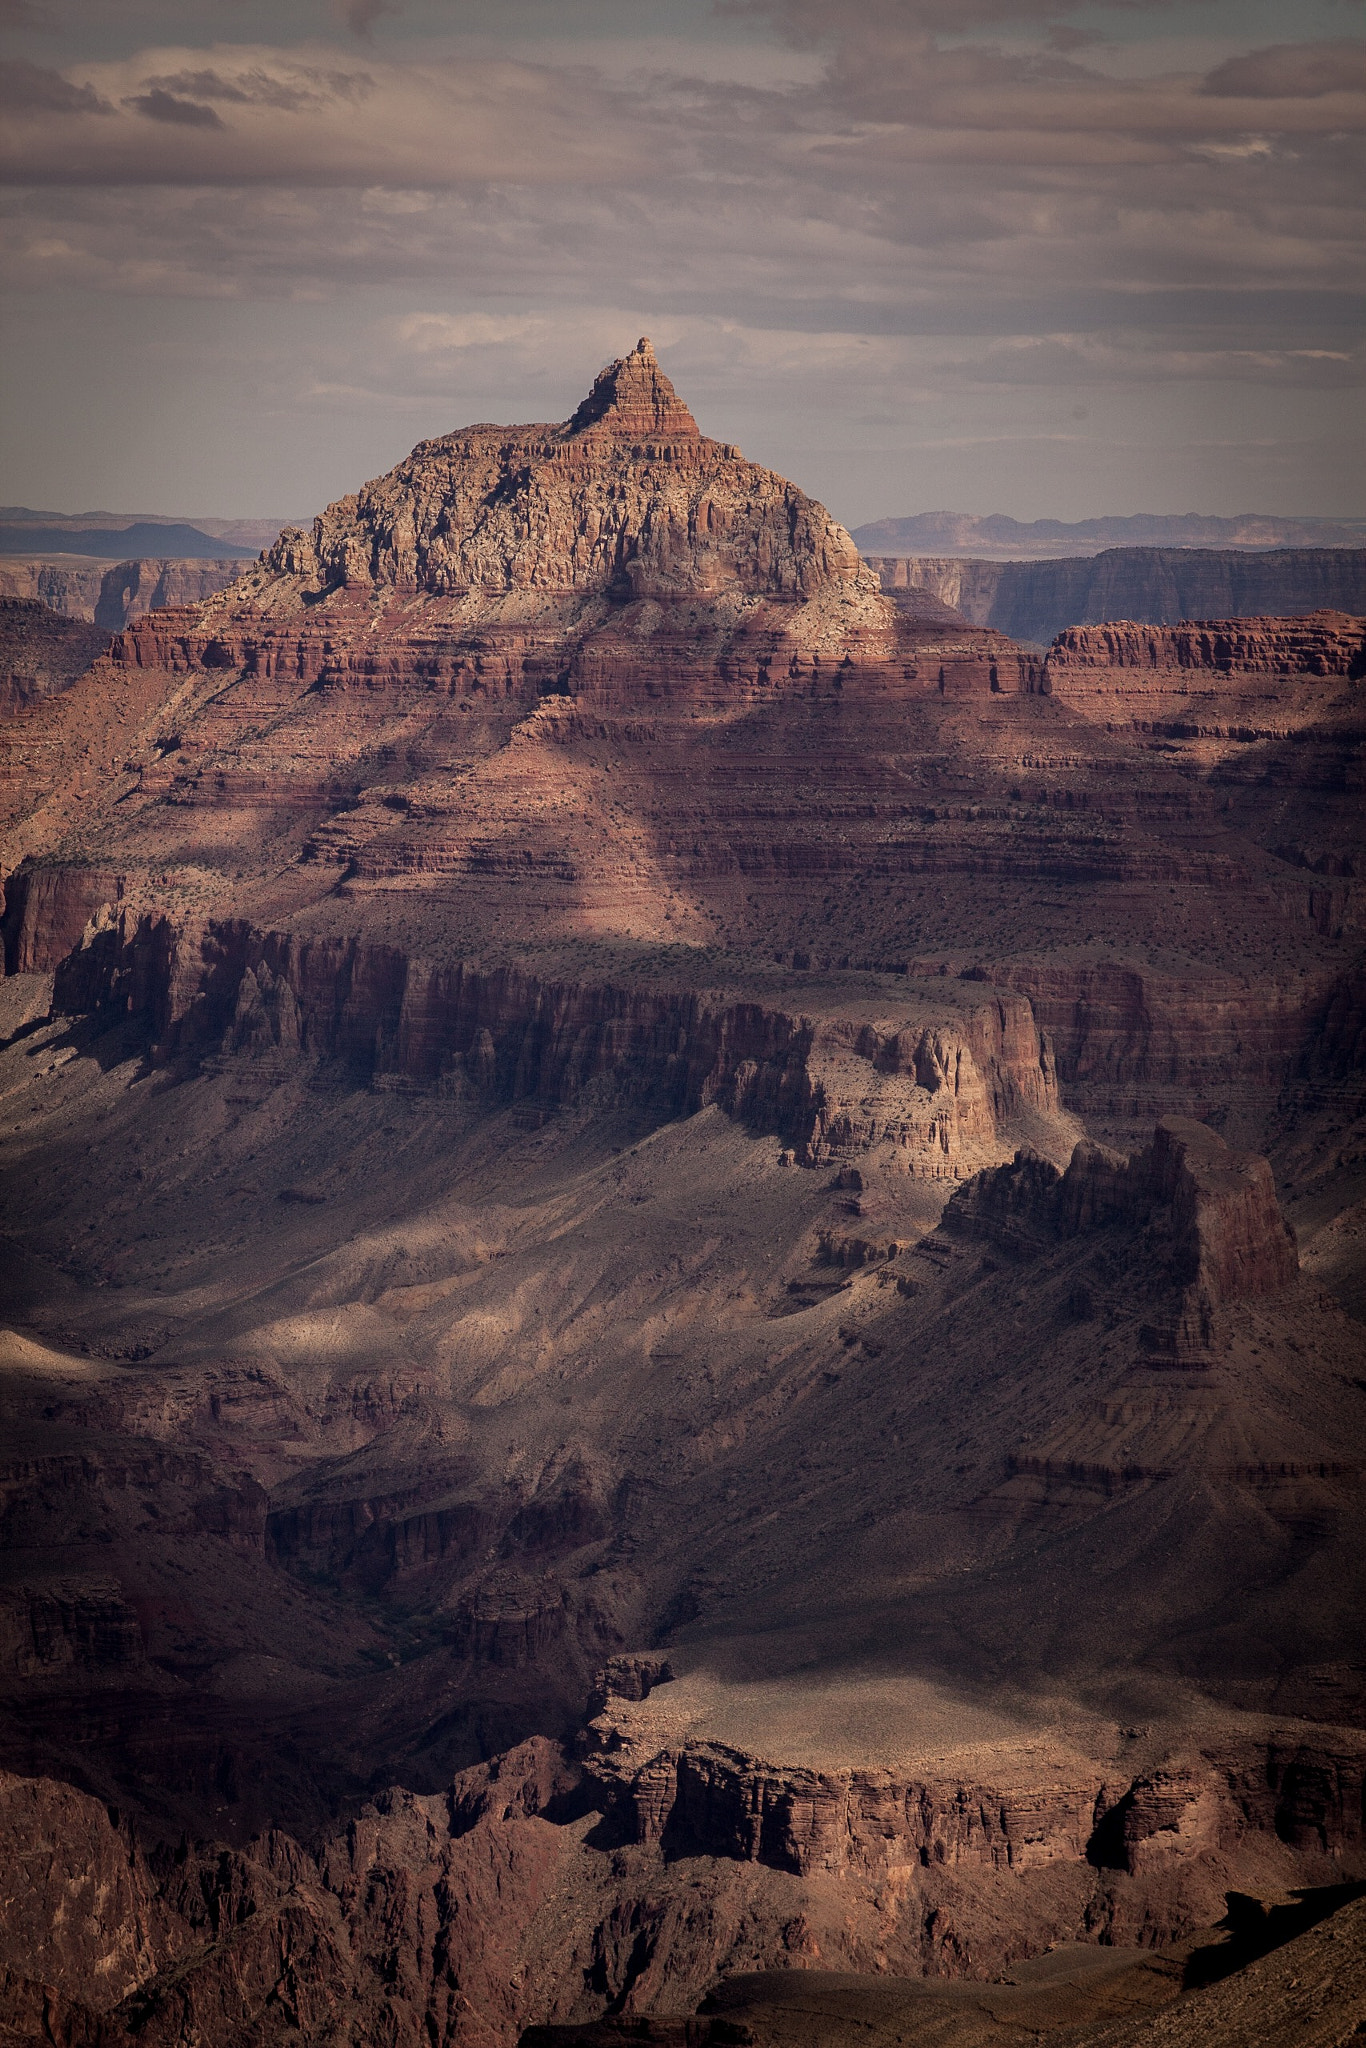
[1,0,1363,528]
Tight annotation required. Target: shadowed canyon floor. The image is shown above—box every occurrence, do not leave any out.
[0,341,1364,2044]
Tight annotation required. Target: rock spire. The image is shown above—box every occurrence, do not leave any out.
[565,337,700,441]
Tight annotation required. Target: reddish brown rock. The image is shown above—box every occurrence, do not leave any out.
[1044,611,1365,684]
[51,921,1062,1178]
[0,598,108,718]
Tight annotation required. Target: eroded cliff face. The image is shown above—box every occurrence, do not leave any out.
[49,914,1059,1179]
[0,598,107,717]
[0,559,107,623]
[947,1117,1298,1360]
[868,549,1366,648]
[4,358,1361,1160]
[1044,612,1366,692]
[3,1701,1364,2048]
[0,557,245,630]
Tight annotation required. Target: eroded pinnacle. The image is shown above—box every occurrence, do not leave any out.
[565,336,700,440]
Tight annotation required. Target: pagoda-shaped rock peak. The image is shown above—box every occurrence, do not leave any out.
[564,337,701,442]
[254,338,874,607]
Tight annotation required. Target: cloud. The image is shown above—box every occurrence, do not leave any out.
[0,21,1359,458]
[3,46,648,185]
[1202,41,1366,99]
[124,87,226,128]
[951,333,1364,388]
[140,66,375,112]
[726,0,1129,34]
[0,58,111,114]
[396,311,547,351]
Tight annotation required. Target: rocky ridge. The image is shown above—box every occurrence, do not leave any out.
[1,1697,1362,2048]
[1043,611,1366,692]
[259,339,865,607]
[0,599,108,717]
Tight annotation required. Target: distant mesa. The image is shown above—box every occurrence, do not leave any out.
[870,546,1366,648]
[0,556,246,631]
[1,334,1365,2043]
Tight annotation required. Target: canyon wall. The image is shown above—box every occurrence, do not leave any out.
[0,557,245,628]
[868,550,1366,646]
[3,1710,1363,2048]
[0,598,108,716]
[945,1115,1298,1361]
[0,560,107,623]
[597,1730,1365,1891]
[2,342,1364,2048]
[48,913,1060,1177]
[853,512,1366,556]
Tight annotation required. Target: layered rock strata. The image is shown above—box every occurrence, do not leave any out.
[3,345,1361,1167]
[2,341,1365,2045]
[50,918,1060,1176]
[1044,611,1366,695]
[0,598,107,716]
[946,1117,1297,1359]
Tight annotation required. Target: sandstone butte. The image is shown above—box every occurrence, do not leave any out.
[0,339,1364,2046]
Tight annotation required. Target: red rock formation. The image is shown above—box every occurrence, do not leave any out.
[1043,610,1366,692]
[0,559,107,623]
[92,558,246,633]
[0,557,245,629]
[867,550,1366,647]
[948,1116,1297,1361]
[51,916,1060,1177]
[3,1707,1363,2048]
[0,599,108,718]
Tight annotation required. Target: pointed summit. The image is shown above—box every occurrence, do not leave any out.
[565,336,700,441]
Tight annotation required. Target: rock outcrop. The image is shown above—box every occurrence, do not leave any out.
[2,340,1364,2048]
[50,920,1059,1177]
[261,339,861,606]
[946,1117,1297,1361]
[0,598,107,716]
[3,1707,1363,2048]
[0,559,107,623]
[92,558,246,632]
[1043,611,1366,693]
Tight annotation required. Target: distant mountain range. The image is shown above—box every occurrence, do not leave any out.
[9,505,1363,566]
[851,511,1366,560]
[0,508,294,559]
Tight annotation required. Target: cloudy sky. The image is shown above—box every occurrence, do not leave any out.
[1,0,1363,527]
